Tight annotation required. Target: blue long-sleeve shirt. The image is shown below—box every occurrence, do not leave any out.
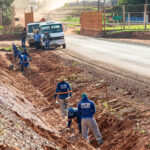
[12,45,21,59]
[54,81,72,99]
[19,53,31,67]
[34,33,41,42]
[78,96,96,119]
[68,108,81,133]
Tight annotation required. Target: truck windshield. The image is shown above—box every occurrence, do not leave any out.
[28,24,40,33]
[40,24,63,34]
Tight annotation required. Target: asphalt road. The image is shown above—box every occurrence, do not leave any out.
[65,34,150,79]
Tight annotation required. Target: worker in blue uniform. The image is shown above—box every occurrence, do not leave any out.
[78,93,103,146]
[67,107,81,134]
[12,44,21,61]
[19,48,31,73]
[54,76,72,119]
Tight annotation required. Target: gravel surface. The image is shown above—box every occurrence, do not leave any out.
[0,102,56,150]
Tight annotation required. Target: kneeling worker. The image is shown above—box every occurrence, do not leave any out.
[19,48,31,74]
[68,107,81,134]
[78,93,103,146]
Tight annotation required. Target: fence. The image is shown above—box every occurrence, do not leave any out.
[43,3,150,32]
[103,4,150,34]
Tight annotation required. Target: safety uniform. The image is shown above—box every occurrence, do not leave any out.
[78,94,103,145]
[54,81,72,118]
[12,45,21,60]
[19,52,31,72]
[34,33,41,50]
[43,33,51,49]
[68,107,81,133]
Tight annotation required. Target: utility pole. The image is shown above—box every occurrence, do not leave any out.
[123,5,125,29]
[31,6,33,13]
[83,0,86,11]
[144,0,148,29]
[0,8,2,26]
[104,0,106,33]
[12,7,15,31]
[98,0,100,11]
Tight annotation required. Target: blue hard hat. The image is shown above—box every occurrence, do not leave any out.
[68,107,75,117]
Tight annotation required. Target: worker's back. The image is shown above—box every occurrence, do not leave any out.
[78,94,95,119]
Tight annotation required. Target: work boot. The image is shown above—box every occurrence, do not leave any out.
[97,139,103,146]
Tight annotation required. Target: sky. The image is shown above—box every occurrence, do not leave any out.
[13,0,77,11]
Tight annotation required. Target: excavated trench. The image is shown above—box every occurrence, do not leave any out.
[0,50,150,150]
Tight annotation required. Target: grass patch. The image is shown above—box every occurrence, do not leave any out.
[2,46,13,51]
[105,24,150,31]
[67,23,80,28]
[0,26,3,30]
[1,46,24,51]
[73,28,80,34]
[71,61,77,66]
[62,16,80,23]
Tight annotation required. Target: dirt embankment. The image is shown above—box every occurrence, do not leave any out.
[0,49,150,150]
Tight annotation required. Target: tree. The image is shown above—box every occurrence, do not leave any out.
[115,0,150,20]
[0,0,14,26]
[118,0,150,5]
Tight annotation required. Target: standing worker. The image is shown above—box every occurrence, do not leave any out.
[34,30,41,50]
[54,76,72,119]
[67,107,81,134]
[43,32,51,50]
[21,28,27,47]
[78,93,103,146]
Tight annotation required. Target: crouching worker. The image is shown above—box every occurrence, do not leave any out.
[54,76,72,119]
[19,48,31,75]
[12,44,21,62]
[68,107,81,134]
[78,93,103,146]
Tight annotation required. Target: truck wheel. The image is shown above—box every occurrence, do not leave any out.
[63,44,66,49]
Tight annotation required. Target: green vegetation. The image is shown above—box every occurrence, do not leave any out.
[0,26,4,29]
[0,0,14,26]
[105,24,150,31]
[62,16,80,23]
[71,61,77,66]
[1,46,23,51]
[73,28,80,34]
[62,16,80,28]
[67,24,80,28]
[2,46,13,51]
[118,0,150,5]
